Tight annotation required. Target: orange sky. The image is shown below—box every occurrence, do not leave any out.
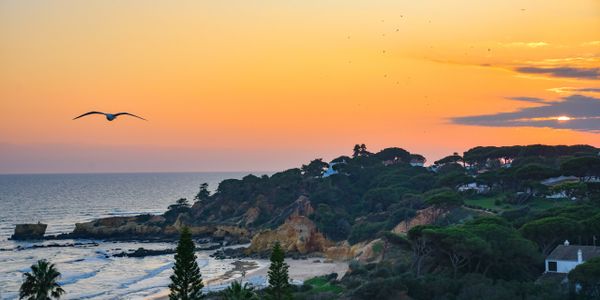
[1,0,599,173]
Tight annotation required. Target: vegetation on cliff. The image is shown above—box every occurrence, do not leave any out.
[69,143,600,299]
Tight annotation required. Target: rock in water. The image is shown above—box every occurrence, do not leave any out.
[11,223,47,240]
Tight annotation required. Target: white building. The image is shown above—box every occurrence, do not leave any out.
[545,241,600,274]
[457,182,490,194]
[322,162,343,178]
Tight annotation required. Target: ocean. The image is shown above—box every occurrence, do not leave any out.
[0,172,265,299]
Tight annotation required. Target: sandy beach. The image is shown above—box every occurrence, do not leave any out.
[150,258,348,299]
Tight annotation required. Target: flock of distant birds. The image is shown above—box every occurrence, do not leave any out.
[73,8,529,124]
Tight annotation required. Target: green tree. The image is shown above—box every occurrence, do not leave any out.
[561,157,600,180]
[464,218,541,280]
[407,225,437,276]
[423,227,489,277]
[425,191,463,223]
[169,227,204,300]
[434,152,464,166]
[520,216,582,256]
[19,259,65,300]
[266,242,292,300]
[223,281,259,300]
[375,147,412,163]
[194,183,210,203]
[568,257,600,299]
[301,159,329,177]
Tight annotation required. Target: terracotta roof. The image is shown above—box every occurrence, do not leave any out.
[547,245,600,261]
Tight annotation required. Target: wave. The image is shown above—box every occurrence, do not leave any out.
[118,262,173,289]
[59,270,100,285]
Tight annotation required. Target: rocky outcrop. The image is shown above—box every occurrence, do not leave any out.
[352,239,385,263]
[263,195,315,228]
[11,223,47,240]
[392,206,442,234]
[69,215,250,242]
[72,216,163,238]
[247,215,332,255]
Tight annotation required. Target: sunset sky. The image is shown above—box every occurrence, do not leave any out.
[1,0,599,173]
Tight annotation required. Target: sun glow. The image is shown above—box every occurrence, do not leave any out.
[557,116,572,121]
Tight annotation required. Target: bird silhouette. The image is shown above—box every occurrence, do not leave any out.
[73,111,147,121]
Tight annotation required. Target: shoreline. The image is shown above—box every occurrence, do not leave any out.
[149,257,349,299]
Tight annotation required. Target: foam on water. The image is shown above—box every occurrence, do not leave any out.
[0,172,265,298]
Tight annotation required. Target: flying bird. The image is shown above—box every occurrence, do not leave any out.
[73,111,147,121]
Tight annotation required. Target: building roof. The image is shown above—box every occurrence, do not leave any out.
[547,245,600,261]
[540,176,579,187]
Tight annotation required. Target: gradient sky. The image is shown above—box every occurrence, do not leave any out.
[1,0,599,173]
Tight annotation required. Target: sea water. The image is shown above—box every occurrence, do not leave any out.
[0,172,263,299]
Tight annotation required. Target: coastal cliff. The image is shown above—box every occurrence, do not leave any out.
[247,215,332,255]
[70,215,250,242]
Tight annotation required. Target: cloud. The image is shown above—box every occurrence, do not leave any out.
[522,56,599,66]
[515,66,600,80]
[451,95,600,133]
[547,87,600,94]
[581,41,600,46]
[500,42,549,48]
[578,88,600,93]
[507,96,549,104]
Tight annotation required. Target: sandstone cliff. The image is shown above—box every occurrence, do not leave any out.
[392,206,442,234]
[247,215,332,254]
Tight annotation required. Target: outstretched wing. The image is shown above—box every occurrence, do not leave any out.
[114,112,147,121]
[73,111,105,120]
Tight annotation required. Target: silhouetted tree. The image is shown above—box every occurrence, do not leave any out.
[169,227,204,299]
[20,259,65,300]
[266,242,292,300]
[569,257,600,299]
[301,159,329,177]
[168,198,191,212]
[352,144,362,158]
[194,183,210,203]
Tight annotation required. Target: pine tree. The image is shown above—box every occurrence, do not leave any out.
[169,227,204,300]
[265,242,292,300]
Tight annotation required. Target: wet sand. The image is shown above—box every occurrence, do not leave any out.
[150,258,348,299]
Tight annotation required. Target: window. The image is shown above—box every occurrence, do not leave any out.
[548,261,557,272]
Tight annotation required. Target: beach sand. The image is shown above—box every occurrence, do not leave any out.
[150,258,348,299]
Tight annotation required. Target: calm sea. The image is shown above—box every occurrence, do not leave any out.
[0,172,265,299]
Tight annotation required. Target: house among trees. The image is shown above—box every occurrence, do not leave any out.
[409,154,426,167]
[545,241,600,274]
[322,162,342,178]
[541,176,579,187]
[457,182,490,194]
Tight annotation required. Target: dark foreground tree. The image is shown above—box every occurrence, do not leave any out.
[20,259,65,300]
[569,257,600,299]
[266,242,292,300]
[169,227,203,300]
[223,281,259,300]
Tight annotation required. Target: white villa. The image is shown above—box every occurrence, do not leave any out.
[545,241,600,274]
[457,182,490,194]
[322,162,343,178]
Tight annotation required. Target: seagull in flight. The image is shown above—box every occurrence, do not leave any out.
[73,111,147,121]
